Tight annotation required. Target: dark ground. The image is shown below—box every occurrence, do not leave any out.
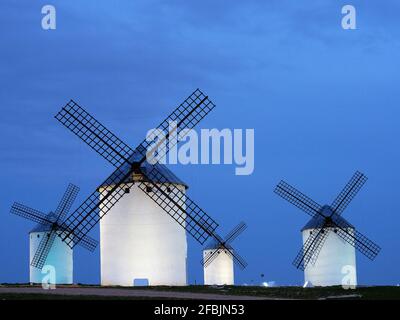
[0,284,399,300]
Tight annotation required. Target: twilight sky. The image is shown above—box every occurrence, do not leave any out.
[0,0,399,285]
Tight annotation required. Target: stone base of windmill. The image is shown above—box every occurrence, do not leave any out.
[203,249,234,286]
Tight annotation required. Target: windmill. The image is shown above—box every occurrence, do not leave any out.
[54,89,247,286]
[202,222,247,285]
[274,171,381,287]
[10,183,98,284]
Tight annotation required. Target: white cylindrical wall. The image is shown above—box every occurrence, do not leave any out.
[203,249,234,286]
[302,228,357,287]
[99,183,188,287]
[29,232,73,284]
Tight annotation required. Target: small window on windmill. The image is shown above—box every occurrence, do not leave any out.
[37,234,40,238]
[146,186,153,193]
[125,187,130,194]
[167,187,172,193]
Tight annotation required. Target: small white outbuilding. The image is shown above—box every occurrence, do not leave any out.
[301,215,357,287]
[29,224,73,284]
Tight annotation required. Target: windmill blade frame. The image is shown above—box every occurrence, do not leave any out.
[224,222,247,244]
[30,224,98,270]
[275,172,381,271]
[293,224,330,270]
[54,183,80,223]
[57,89,219,248]
[59,162,134,247]
[59,152,219,247]
[55,89,215,169]
[10,203,53,226]
[202,223,248,270]
[11,183,99,270]
[136,90,215,165]
[30,230,58,269]
[331,171,368,216]
[204,232,225,252]
[138,164,219,244]
[330,216,381,260]
[55,99,135,168]
[203,244,248,270]
[274,181,323,218]
[72,232,98,252]
[56,223,98,252]
[220,242,248,270]
[203,248,220,268]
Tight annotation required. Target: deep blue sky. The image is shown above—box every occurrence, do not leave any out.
[1,1,399,285]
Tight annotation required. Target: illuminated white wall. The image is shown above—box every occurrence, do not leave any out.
[29,231,73,284]
[99,183,188,287]
[203,249,234,285]
[302,228,357,287]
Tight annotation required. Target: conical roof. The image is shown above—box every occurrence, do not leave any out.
[102,152,187,188]
[29,212,58,233]
[301,214,355,231]
[204,239,221,250]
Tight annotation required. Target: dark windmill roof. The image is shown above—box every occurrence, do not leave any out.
[141,162,187,188]
[102,156,188,189]
[204,241,234,252]
[30,212,58,233]
[204,239,220,250]
[301,214,355,231]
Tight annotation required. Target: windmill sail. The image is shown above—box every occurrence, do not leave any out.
[55,89,221,247]
[274,171,380,270]
[10,184,98,269]
[202,222,248,270]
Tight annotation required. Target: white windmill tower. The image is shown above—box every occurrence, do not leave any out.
[275,171,381,287]
[54,90,249,287]
[29,216,73,284]
[10,184,98,284]
[98,162,189,286]
[203,222,247,286]
[300,214,357,287]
